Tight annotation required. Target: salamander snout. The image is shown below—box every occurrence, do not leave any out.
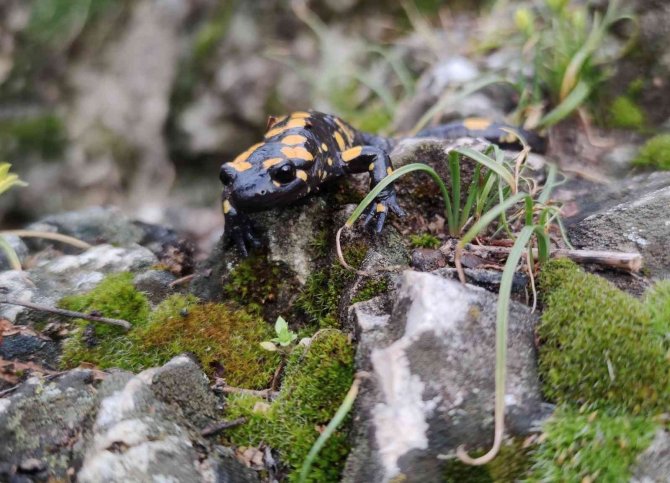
[219,164,237,186]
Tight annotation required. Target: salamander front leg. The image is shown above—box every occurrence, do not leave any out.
[221,191,261,257]
[340,146,406,233]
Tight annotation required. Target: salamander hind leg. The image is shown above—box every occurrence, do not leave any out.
[340,146,406,233]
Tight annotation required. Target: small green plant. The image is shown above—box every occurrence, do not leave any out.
[0,164,29,269]
[409,233,441,249]
[261,316,298,352]
[608,96,646,129]
[633,134,670,171]
[512,0,636,128]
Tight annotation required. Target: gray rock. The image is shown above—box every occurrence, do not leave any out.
[630,429,670,483]
[0,332,60,370]
[569,185,670,280]
[0,369,102,482]
[0,244,157,323]
[133,270,177,305]
[0,234,28,271]
[26,206,145,249]
[78,355,257,483]
[344,271,546,483]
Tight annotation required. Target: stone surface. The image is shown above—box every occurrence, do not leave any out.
[344,271,546,483]
[569,184,670,280]
[133,269,177,306]
[630,429,670,483]
[0,244,157,324]
[0,234,28,271]
[0,356,257,482]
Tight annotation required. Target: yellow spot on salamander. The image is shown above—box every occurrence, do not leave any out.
[265,126,287,138]
[386,167,393,176]
[296,169,308,181]
[376,203,386,213]
[327,158,333,166]
[282,134,307,145]
[286,118,307,129]
[499,132,519,144]
[321,143,328,152]
[281,146,314,161]
[369,162,375,171]
[262,157,284,169]
[273,181,281,187]
[222,200,232,214]
[463,118,493,131]
[341,146,363,162]
[334,131,346,151]
[264,118,307,138]
[229,142,262,171]
[291,111,311,119]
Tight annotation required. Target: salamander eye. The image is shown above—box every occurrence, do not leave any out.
[272,163,296,184]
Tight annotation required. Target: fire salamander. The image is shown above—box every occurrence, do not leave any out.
[219,111,546,255]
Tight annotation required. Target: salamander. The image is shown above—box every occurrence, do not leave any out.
[219,111,545,255]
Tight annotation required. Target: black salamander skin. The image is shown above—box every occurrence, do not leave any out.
[219,111,545,256]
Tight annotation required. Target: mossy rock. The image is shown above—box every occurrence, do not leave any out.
[633,134,670,171]
[443,438,533,482]
[538,259,670,413]
[61,277,280,389]
[226,330,355,482]
[527,405,657,482]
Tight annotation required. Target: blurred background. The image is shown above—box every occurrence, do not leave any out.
[0,0,667,252]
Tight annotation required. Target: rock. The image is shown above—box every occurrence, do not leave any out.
[0,369,103,482]
[78,355,257,483]
[0,332,60,370]
[133,270,177,306]
[0,357,256,482]
[344,271,546,483]
[0,244,157,323]
[569,183,670,281]
[630,429,670,483]
[0,234,28,271]
[411,248,447,271]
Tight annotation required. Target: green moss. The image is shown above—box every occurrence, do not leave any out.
[409,233,441,249]
[60,281,280,389]
[60,273,151,368]
[138,297,280,388]
[538,260,670,413]
[226,330,355,482]
[633,134,670,171]
[296,244,367,328]
[0,115,67,161]
[528,406,657,482]
[350,277,389,304]
[223,255,290,317]
[608,96,646,129]
[644,280,670,338]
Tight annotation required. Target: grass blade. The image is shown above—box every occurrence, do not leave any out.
[454,147,516,190]
[538,80,591,128]
[0,236,22,271]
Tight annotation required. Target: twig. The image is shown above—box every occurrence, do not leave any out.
[215,385,279,400]
[200,417,247,437]
[461,244,642,273]
[168,274,195,288]
[0,298,132,331]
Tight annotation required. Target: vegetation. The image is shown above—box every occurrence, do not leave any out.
[538,259,670,413]
[633,134,670,171]
[409,232,441,249]
[226,330,355,482]
[528,406,657,481]
[608,96,646,129]
[60,280,280,389]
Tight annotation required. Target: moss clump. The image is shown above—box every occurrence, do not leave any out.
[528,405,657,482]
[644,280,670,336]
[138,297,280,388]
[351,277,389,304]
[223,255,294,318]
[538,259,670,413]
[296,244,367,328]
[60,280,280,389]
[607,96,646,129]
[226,330,355,481]
[633,134,670,171]
[409,233,441,249]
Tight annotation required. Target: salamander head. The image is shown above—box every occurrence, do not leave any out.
[220,141,312,210]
